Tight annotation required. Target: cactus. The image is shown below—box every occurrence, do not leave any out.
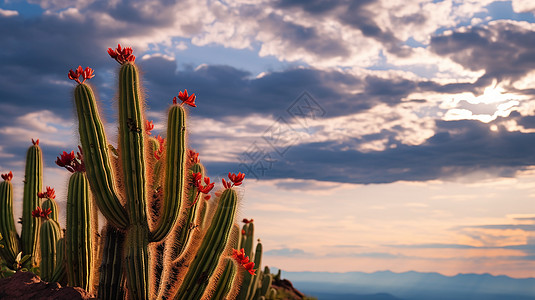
[0,43,274,299]
[22,139,43,266]
[38,214,61,281]
[0,140,43,270]
[68,44,246,299]
[0,172,19,266]
[65,171,93,291]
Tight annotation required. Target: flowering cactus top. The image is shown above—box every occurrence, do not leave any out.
[145,120,154,135]
[173,89,196,107]
[37,186,56,199]
[32,138,39,146]
[1,171,13,181]
[232,248,256,275]
[108,44,136,64]
[188,149,200,164]
[242,218,254,224]
[31,207,52,220]
[68,66,95,84]
[55,146,85,173]
[222,172,245,189]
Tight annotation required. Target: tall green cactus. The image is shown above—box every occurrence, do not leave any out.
[21,139,43,266]
[0,172,19,266]
[68,44,244,299]
[66,172,93,291]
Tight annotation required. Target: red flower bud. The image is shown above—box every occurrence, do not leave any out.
[1,171,13,181]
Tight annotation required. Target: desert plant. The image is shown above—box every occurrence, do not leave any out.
[67,44,250,299]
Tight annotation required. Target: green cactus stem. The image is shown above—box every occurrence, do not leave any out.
[50,237,67,284]
[173,187,238,300]
[65,171,93,291]
[150,103,187,242]
[0,172,20,265]
[21,139,43,266]
[74,83,128,229]
[212,258,238,300]
[39,218,61,281]
[98,225,126,300]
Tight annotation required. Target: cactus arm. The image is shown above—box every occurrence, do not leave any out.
[21,142,42,266]
[74,83,128,229]
[150,105,187,242]
[65,172,93,290]
[0,179,20,265]
[173,188,238,300]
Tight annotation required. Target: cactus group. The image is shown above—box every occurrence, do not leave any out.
[0,140,47,275]
[0,44,271,300]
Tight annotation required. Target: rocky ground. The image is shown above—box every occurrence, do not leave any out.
[0,271,94,300]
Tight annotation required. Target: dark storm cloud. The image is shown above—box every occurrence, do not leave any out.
[258,13,350,59]
[430,21,535,86]
[273,0,413,57]
[206,119,535,184]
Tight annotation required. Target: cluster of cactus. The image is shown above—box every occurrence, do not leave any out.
[0,44,272,300]
[235,219,275,300]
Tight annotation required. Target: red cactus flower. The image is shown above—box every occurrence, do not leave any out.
[108,44,136,64]
[188,149,200,164]
[173,89,196,107]
[232,248,249,265]
[56,149,85,173]
[145,120,154,135]
[242,218,254,224]
[38,186,56,199]
[197,176,215,194]
[82,67,95,81]
[232,248,256,275]
[31,207,43,218]
[32,207,52,220]
[187,172,215,208]
[222,172,245,189]
[1,171,13,181]
[68,66,94,84]
[243,261,256,275]
[32,139,39,146]
[241,229,246,235]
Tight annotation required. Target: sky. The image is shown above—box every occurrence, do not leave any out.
[1,0,535,279]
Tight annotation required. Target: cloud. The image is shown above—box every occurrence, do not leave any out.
[430,20,535,89]
[0,8,19,17]
[264,248,308,256]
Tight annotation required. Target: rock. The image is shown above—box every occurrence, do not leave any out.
[0,271,95,300]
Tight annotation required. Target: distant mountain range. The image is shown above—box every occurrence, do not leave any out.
[276,270,535,300]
